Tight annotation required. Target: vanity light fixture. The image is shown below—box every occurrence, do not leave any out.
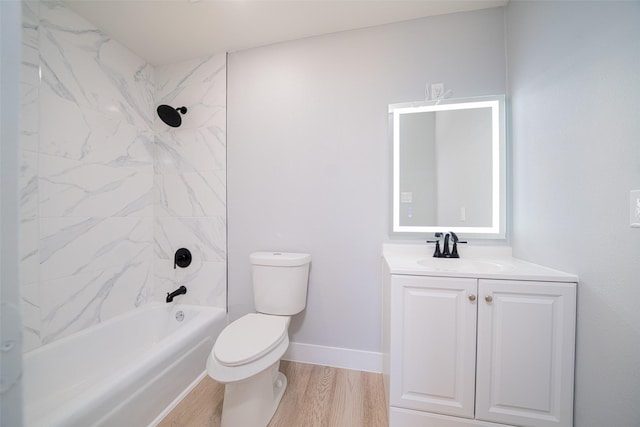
[389,95,506,239]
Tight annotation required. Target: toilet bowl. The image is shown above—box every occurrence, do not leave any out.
[207,314,290,383]
[207,252,311,427]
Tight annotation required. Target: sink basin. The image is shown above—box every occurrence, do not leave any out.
[416,258,513,274]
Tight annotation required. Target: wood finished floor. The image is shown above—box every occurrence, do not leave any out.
[158,361,388,427]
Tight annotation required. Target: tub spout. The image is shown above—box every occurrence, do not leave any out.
[166,285,187,303]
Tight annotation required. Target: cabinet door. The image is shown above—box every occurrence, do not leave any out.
[390,275,477,418]
[476,280,576,427]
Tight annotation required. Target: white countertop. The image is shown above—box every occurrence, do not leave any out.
[383,244,578,282]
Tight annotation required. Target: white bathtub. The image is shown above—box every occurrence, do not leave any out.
[23,303,226,427]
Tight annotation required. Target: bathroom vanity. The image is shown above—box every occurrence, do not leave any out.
[382,244,577,427]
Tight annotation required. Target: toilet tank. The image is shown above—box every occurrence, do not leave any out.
[250,252,311,315]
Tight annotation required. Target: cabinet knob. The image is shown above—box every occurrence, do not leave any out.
[468,294,476,302]
[485,295,493,303]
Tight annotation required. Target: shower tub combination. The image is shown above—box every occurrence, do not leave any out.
[23,303,226,427]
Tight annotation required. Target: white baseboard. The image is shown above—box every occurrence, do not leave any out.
[283,342,383,373]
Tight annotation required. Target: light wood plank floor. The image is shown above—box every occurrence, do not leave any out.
[159,361,388,427]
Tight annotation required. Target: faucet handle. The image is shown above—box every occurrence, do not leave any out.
[450,239,467,258]
[426,233,443,243]
[426,239,442,258]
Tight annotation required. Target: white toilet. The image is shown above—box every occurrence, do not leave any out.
[206,251,311,427]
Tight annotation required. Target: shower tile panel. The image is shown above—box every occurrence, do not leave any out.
[21,49,40,84]
[98,259,153,321]
[39,258,153,344]
[21,283,42,352]
[39,87,154,164]
[38,87,91,158]
[21,0,40,99]
[39,26,117,113]
[154,127,225,174]
[154,216,226,264]
[21,1,39,153]
[154,260,226,308]
[21,46,40,81]
[22,1,39,54]
[40,216,153,282]
[39,2,153,131]
[154,214,226,308]
[155,54,227,131]
[152,53,227,309]
[20,217,40,286]
[155,170,226,218]
[20,150,39,219]
[21,83,40,153]
[92,44,156,127]
[39,154,153,218]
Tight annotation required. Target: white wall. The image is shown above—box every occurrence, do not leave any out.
[228,7,506,364]
[1,1,24,424]
[507,1,640,425]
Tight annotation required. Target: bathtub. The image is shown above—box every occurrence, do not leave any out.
[23,303,227,427]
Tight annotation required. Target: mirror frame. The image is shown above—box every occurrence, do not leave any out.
[390,95,506,239]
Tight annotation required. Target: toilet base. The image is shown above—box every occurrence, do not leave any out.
[220,362,287,427]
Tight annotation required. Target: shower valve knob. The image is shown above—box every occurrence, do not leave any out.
[174,248,192,269]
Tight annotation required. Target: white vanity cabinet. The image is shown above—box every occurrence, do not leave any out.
[390,275,478,419]
[383,247,577,427]
[475,279,576,427]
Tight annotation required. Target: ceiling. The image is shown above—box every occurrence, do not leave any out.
[64,0,507,66]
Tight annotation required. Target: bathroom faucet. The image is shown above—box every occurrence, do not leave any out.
[442,233,452,257]
[428,232,467,258]
[166,285,187,303]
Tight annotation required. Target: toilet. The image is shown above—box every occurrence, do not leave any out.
[206,251,311,427]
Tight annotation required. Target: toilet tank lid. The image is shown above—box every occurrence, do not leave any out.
[250,252,311,267]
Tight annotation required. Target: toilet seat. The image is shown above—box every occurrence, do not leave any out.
[214,313,288,366]
[207,314,291,384]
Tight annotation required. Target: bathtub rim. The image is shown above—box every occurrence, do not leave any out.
[24,302,224,360]
[23,302,227,427]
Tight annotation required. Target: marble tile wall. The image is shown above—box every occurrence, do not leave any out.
[154,55,227,309]
[20,1,227,352]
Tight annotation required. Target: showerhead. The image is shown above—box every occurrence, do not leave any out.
[157,104,187,127]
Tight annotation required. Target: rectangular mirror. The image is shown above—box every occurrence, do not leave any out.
[390,95,506,238]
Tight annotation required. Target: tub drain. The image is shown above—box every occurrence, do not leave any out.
[175,310,185,322]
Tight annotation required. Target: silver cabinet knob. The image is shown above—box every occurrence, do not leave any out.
[468,294,476,302]
[485,295,493,303]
